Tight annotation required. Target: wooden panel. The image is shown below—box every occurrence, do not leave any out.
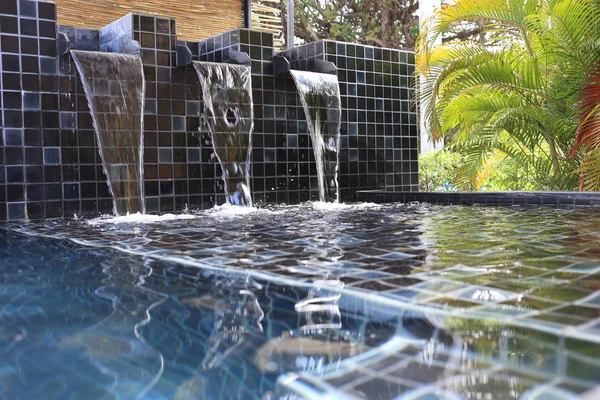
[252,0,283,49]
[53,0,244,41]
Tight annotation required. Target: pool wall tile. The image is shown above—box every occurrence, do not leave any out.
[0,1,418,221]
[356,191,600,208]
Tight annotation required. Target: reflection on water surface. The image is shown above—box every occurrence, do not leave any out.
[2,203,600,399]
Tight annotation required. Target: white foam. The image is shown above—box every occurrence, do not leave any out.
[86,212,195,225]
[309,201,381,211]
[204,203,263,217]
[84,202,380,225]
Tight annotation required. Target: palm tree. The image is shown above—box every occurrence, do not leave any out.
[574,65,600,190]
[416,0,600,191]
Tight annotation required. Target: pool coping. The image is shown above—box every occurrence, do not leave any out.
[356,191,600,208]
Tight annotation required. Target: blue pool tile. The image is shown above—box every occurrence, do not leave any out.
[4,129,23,146]
[22,92,40,110]
[43,147,61,164]
[6,166,24,183]
[187,148,200,163]
[144,99,157,114]
[60,112,77,129]
[287,134,298,148]
[264,148,275,162]
[7,202,25,220]
[159,147,173,163]
[40,57,57,75]
[172,116,185,132]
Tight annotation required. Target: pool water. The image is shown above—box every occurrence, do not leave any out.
[1,203,599,399]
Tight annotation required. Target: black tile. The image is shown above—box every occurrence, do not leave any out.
[63,183,80,199]
[156,34,170,50]
[0,15,18,34]
[156,18,169,34]
[39,38,56,57]
[21,55,39,73]
[6,166,24,183]
[37,2,56,20]
[2,53,20,71]
[141,16,154,32]
[4,110,22,127]
[39,20,56,38]
[44,183,61,200]
[25,166,43,183]
[3,91,22,109]
[24,129,41,146]
[20,36,38,54]
[20,18,37,36]
[0,34,19,52]
[26,202,44,219]
[1,0,18,14]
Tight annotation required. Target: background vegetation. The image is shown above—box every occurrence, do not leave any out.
[418,0,600,191]
[262,0,487,50]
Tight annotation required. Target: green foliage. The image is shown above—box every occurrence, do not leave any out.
[419,149,463,191]
[417,0,600,191]
[421,145,582,191]
[419,148,542,191]
[484,157,538,191]
[293,0,420,49]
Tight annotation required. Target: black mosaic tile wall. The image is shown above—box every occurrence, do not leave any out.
[0,0,59,221]
[281,41,419,197]
[1,0,418,221]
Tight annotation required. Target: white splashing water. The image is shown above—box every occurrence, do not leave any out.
[290,71,342,203]
[309,201,382,211]
[86,213,195,225]
[204,203,263,217]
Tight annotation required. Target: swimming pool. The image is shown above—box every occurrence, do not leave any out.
[1,203,599,399]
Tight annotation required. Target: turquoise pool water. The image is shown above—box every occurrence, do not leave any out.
[2,203,599,399]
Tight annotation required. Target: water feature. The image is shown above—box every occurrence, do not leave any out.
[290,71,342,202]
[71,51,146,216]
[193,62,254,206]
[4,204,600,399]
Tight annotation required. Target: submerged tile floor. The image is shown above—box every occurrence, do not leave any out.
[5,202,600,399]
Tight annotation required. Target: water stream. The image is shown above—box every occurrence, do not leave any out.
[193,61,254,206]
[290,71,342,203]
[71,50,146,216]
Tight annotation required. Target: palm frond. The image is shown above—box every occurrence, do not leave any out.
[416,0,600,191]
[573,63,600,153]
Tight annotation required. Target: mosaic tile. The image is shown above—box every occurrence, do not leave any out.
[2,19,418,221]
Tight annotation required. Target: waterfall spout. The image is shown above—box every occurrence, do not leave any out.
[193,61,254,206]
[290,71,341,203]
[71,50,146,216]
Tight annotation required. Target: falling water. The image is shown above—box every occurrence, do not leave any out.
[290,71,342,203]
[71,50,145,215]
[193,61,254,206]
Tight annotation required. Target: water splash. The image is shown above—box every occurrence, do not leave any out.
[290,71,342,203]
[86,213,195,226]
[309,201,381,212]
[193,62,254,206]
[205,203,262,217]
[71,51,145,216]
